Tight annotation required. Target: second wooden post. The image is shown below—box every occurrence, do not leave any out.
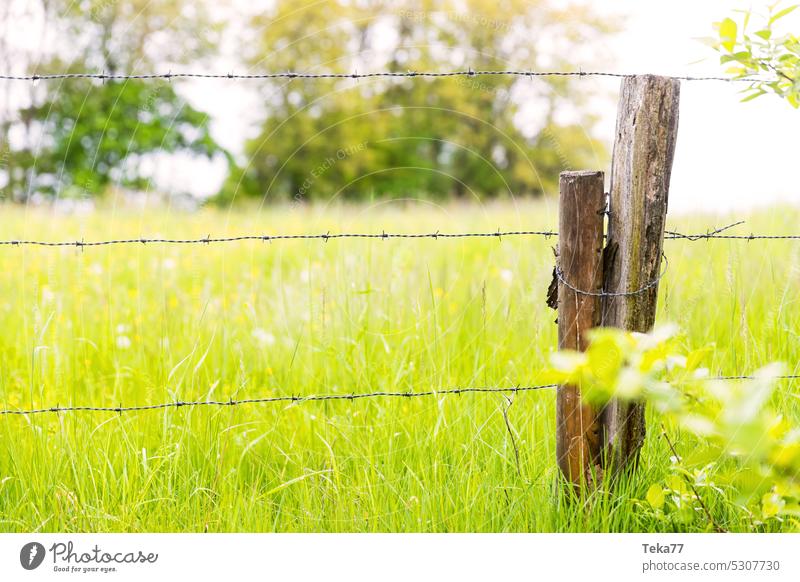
[556,170,606,487]
[600,74,681,472]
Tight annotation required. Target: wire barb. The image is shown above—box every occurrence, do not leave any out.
[664,221,746,241]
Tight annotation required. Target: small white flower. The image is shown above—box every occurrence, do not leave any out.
[116,335,132,349]
[41,286,56,305]
[162,258,177,270]
[252,328,276,346]
[500,269,513,284]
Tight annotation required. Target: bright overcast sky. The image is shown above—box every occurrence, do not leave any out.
[595,0,799,214]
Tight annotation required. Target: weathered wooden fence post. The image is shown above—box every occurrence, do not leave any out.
[600,74,681,472]
[555,171,606,487]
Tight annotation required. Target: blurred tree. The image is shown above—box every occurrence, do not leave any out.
[1,0,227,202]
[219,0,615,204]
[17,80,222,198]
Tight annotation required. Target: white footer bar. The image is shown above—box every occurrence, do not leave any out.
[1,533,797,582]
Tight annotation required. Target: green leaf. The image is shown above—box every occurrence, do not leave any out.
[770,5,798,25]
[697,35,721,49]
[666,475,689,494]
[741,89,767,102]
[684,446,724,467]
[755,29,773,40]
[720,18,739,52]
[686,346,713,371]
[680,414,717,436]
[725,66,749,76]
[646,484,665,509]
[761,491,785,518]
[549,350,588,374]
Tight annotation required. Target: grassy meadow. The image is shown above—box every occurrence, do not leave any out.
[0,199,798,532]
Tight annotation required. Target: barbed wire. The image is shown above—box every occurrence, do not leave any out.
[555,253,668,298]
[665,232,800,241]
[0,229,557,247]
[0,223,798,248]
[2,373,798,417]
[662,221,800,241]
[0,70,765,83]
[714,374,800,381]
[0,384,557,416]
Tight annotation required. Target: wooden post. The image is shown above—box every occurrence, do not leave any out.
[600,74,681,471]
[555,171,606,487]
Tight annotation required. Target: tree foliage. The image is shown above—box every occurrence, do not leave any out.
[17,80,222,199]
[2,0,616,204]
[1,0,226,202]
[220,0,613,203]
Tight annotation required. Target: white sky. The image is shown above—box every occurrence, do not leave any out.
[595,0,799,213]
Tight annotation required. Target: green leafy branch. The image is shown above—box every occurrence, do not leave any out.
[711,2,800,107]
[545,325,800,528]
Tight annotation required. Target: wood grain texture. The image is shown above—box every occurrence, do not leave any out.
[556,170,606,487]
[601,75,681,471]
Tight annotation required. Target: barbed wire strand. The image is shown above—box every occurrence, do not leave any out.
[664,221,745,241]
[555,253,668,298]
[0,70,766,83]
[0,230,557,247]
[1,374,798,417]
[663,220,800,241]
[0,384,557,416]
[1,222,799,248]
[714,374,800,381]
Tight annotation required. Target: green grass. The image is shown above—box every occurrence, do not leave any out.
[0,199,798,532]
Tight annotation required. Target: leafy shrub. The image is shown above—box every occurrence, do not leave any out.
[546,325,800,528]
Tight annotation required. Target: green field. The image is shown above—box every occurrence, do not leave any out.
[0,200,798,532]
